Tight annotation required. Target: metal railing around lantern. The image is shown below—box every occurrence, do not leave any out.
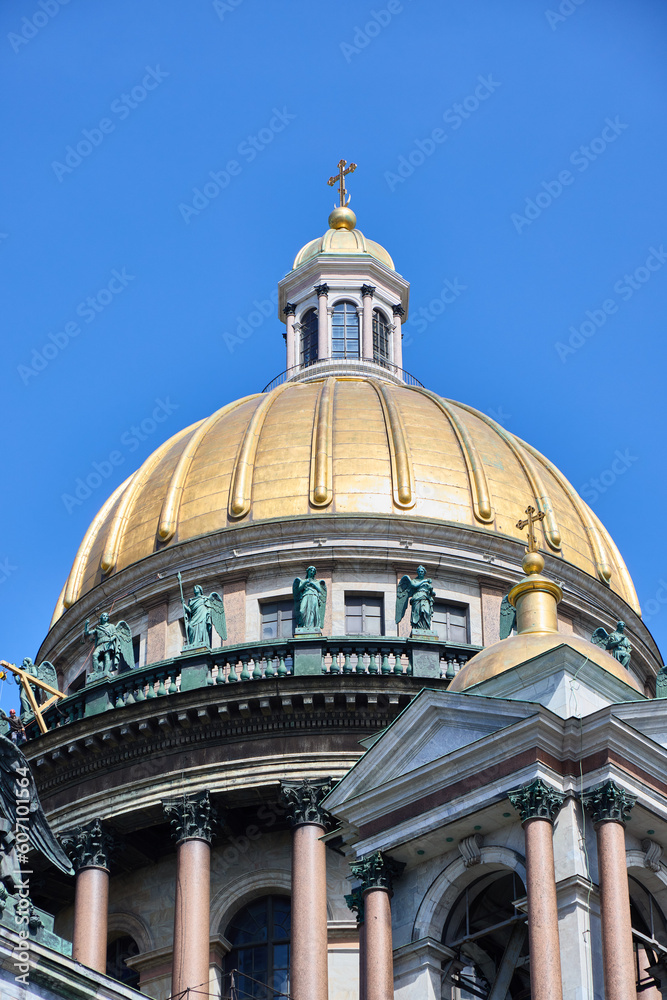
[262,357,424,393]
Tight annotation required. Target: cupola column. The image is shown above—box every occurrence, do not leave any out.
[61,819,114,974]
[350,851,405,1000]
[392,304,404,371]
[280,778,332,1000]
[162,790,214,1000]
[284,303,296,371]
[361,285,376,360]
[315,284,329,360]
[583,780,638,1000]
[509,778,565,1000]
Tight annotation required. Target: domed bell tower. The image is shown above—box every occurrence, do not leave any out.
[277,160,410,384]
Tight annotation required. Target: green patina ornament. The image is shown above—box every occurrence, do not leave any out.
[591,620,632,668]
[82,612,133,678]
[350,849,406,895]
[582,779,636,824]
[292,566,327,630]
[508,778,565,824]
[499,595,517,640]
[395,565,435,630]
[656,668,667,699]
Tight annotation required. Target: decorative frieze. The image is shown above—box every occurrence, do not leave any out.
[582,780,636,824]
[508,778,564,823]
[162,789,215,844]
[60,818,115,872]
[279,777,333,828]
[350,850,405,895]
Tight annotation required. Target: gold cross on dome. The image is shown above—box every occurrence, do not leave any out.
[516,505,546,552]
[328,159,357,206]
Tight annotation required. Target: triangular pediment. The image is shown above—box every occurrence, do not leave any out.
[326,689,539,810]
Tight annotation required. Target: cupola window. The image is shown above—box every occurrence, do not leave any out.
[332,301,360,359]
[372,309,390,365]
[300,308,318,367]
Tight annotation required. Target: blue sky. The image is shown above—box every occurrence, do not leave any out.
[2,0,667,712]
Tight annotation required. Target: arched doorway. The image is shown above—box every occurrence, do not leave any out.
[223,894,291,999]
[442,871,530,999]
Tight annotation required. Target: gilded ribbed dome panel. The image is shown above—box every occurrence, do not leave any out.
[56,377,640,618]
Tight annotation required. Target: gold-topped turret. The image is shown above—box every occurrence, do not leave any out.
[509,506,563,635]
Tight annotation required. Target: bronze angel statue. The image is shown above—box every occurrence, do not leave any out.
[499,596,517,640]
[14,658,58,723]
[0,733,73,893]
[591,620,632,668]
[182,583,227,648]
[395,566,435,631]
[293,566,327,630]
[83,612,134,676]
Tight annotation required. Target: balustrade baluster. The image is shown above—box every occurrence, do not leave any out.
[329,647,340,675]
[156,670,167,696]
[277,652,287,678]
[380,647,391,675]
[393,647,404,675]
[355,646,366,675]
[240,654,251,682]
[168,673,178,695]
[145,671,156,698]
[368,647,378,675]
[125,682,135,706]
[265,650,275,678]
[216,660,226,684]
[342,648,353,675]
[114,686,124,710]
[252,653,263,681]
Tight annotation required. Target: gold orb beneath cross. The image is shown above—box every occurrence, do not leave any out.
[328,206,356,230]
[522,550,545,575]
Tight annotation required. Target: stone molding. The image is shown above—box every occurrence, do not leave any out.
[279,776,333,828]
[508,777,565,824]
[582,779,636,824]
[162,789,215,844]
[350,849,405,895]
[60,818,115,872]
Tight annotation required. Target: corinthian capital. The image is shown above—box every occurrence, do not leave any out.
[350,850,405,895]
[60,819,115,872]
[582,780,636,824]
[162,790,215,844]
[508,778,564,824]
[279,777,333,828]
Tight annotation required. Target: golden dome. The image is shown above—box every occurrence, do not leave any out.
[56,377,639,619]
[293,227,395,271]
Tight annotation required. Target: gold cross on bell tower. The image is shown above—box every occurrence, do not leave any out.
[516,505,546,553]
[328,159,357,206]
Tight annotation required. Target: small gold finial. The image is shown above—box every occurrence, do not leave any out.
[328,159,357,207]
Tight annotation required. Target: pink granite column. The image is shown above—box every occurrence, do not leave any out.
[345,887,366,1000]
[284,302,296,370]
[61,819,114,974]
[281,777,333,1000]
[315,284,329,360]
[350,851,405,1000]
[361,285,375,360]
[584,780,637,1000]
[163,790,214,1000]
[509,778,565,1000]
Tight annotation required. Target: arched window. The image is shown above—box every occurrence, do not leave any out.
[629,876,667,994]
[332,301,360,359]
[300,309,318,367]
[442,871,529,999]
[224,894,291,999]
[106,933,139,988]
[372,309,390,365]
